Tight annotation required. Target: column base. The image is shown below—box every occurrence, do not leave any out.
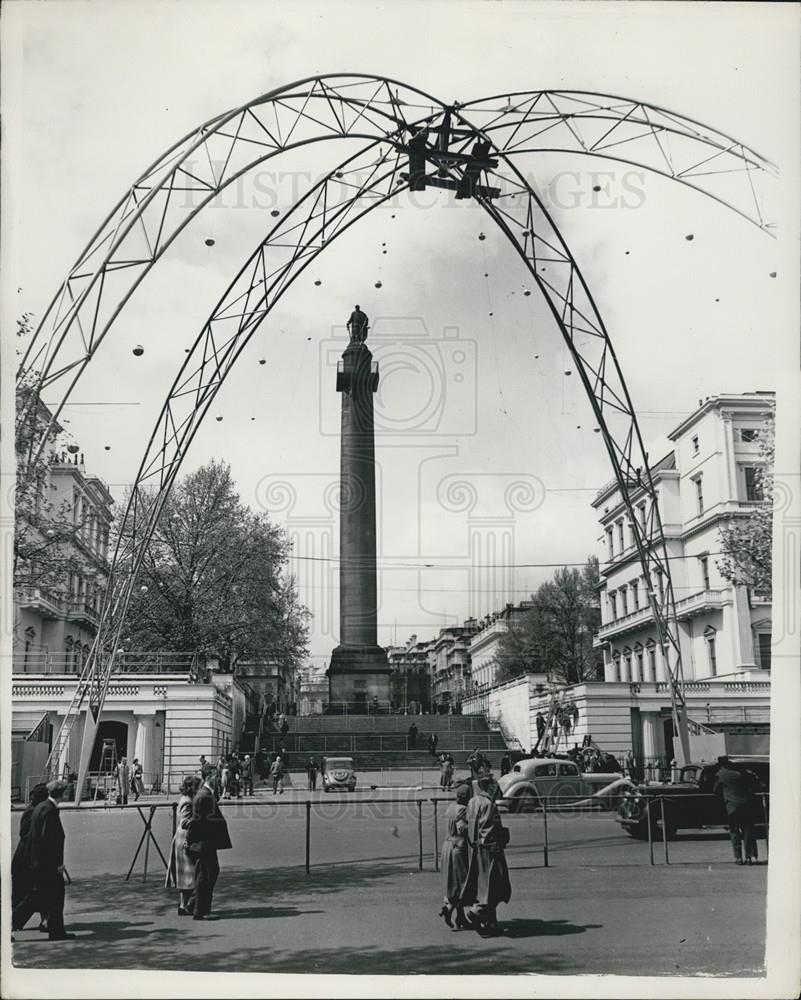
[327,645,391,713]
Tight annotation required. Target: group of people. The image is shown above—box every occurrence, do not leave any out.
[113,757,145,805]
[11,780,74,940]
[166,766,232,920]
[439,770,512,935]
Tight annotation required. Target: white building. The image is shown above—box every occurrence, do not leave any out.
[469,601,535,691]
[466,392,773,764]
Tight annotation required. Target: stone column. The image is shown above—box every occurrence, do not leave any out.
[731,584,757,668]
[133,714,154,776]
[328,340,390,709]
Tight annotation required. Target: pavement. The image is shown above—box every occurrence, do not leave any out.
[10,782,768,978]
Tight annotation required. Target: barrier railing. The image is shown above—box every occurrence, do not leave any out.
[10,789,769,890]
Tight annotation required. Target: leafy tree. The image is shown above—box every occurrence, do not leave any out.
[117,460,310,674]
[14,315,94,600]
[494,556,602,685]
[717,414,774,594]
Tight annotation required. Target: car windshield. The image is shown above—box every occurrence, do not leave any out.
[679,766,701,783]
[326,758,352,769]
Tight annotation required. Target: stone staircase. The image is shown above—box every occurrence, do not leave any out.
[247,714,509,769]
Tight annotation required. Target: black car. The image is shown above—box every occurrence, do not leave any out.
[616,758,769,839]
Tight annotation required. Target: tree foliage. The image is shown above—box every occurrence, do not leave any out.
[494,556,602,685]
[14,314,95,599]
[117,460,310,673]
[717,414,774,594]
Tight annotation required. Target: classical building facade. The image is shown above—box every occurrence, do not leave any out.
[469,601,535,692]
[386,634,434,712]
[430,619,479,710]
[466,392,773,763]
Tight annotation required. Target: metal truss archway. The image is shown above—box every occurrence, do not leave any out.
[14,75,775,789]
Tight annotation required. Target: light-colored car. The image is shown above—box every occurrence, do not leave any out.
[497,756,623,812]
[322,756,357,793]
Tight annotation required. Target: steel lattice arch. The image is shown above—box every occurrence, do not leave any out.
[14,74,776,793]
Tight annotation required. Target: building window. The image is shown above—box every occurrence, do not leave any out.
[606,527,614,559]
[646,640,657,682]
[611,652,621,682]
[652,569,665,603]
[742,466,764,502]
[628,518,636,548]
[691,435,699,456]
[637,502,647,529]
[609,592,617,620]
[622,648,632,682]
[740,428,759,442]
[693,475,704,516]
[698,555,710,591]
[620,586,628,616]
[617,520,625,551]
[705,627,717,677]
[756,632,772,670]
[630,579,639,610]
[634,644,644,682]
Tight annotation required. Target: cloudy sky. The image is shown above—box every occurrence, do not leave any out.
[3,1,797,663]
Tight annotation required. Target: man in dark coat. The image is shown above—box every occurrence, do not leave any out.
[14,780,74,939]
[713,757,760,864]
[11,782,49,931]
[187,768,224,919]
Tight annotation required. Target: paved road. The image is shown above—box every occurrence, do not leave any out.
[11,787,767,977]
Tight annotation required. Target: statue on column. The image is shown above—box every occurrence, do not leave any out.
[347,304,369,344]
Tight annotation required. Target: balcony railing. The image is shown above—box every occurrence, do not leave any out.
[673,589,728,617]
[12,650,200,676]
[16,587,64,618]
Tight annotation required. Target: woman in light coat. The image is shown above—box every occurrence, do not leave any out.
[166,775,201,914]
[438,783,471,929]
[460,774,512,934]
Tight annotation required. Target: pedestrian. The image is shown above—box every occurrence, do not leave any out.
[254,748,266,782]
[500,752,512,777]
[241,755,254,796]
[430,733,439,757]
[439,752,453,791]
[115,757,130,805]
[466,748,487,780]
[408,722,418,749]
[279,717,290,741]
[438,783,471,930]
[625,750,635,779]
[230,755,242,799]
[11,782,50,933]
[13,779,74,939]
[186,766,231,921]
[270,755,284,795]
[460,774,512,935]
[306,757,319,791]
[713,756,760,865]
[167,775,201,915]
[219,757,230,799]
[130,758,144,800]
[199,755,208,775]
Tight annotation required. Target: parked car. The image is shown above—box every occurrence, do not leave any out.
[616,757,770,839]
[322,756,357,793]
[497,756,624,812]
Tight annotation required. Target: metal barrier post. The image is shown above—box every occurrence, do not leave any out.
[417,800,423,871]
[659,797,670,864]
[542,799,549,868]
[305,800,311,875]
[761,793,769,856]
[433,799,439,872]
[143,820,151,882]
[647,800,654,866]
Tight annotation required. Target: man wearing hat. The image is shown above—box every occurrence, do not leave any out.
[16,780,74,940]
[713,756,760,865]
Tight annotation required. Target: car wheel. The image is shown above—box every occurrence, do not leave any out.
[509,788,539,813]
[623,820,649,840]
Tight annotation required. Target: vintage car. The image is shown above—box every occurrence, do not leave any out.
[497,756,625,812]
[616,758,770,839]
[321,756,357,793]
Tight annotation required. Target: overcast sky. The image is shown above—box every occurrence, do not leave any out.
[3,1,798,663]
